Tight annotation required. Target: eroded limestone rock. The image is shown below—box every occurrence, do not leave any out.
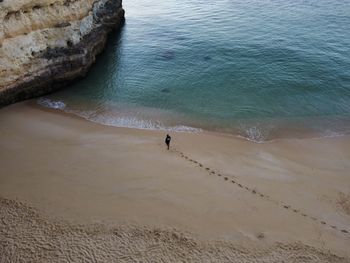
[0,0,124,107]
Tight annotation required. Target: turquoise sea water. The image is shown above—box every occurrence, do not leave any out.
[39,0,350,141]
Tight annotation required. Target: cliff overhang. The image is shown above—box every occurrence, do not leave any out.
[0,0,125,107]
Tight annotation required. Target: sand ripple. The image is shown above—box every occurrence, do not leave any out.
[0,197,348,263]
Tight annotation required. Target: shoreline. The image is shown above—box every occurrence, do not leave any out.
[1,100,350,260]
[37,97,350,143]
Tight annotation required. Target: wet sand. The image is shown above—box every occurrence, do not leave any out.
[0,101,349,262]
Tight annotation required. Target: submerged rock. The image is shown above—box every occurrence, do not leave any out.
[160,50,175,60]
[161,88,170,93]
[0,0,125,107]
[203,55,211,61]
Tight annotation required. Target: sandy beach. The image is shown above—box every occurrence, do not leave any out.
[1,101,350,262]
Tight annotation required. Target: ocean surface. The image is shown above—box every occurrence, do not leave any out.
[39,0,350,142]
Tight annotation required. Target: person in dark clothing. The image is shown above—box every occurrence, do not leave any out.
[165,134,171,150]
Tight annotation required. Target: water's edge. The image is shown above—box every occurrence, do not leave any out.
[37,97,350,143]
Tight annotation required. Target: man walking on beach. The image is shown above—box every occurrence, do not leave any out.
[165,134,171,150]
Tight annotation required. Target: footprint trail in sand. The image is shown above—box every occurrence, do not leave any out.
[172,148,349,236]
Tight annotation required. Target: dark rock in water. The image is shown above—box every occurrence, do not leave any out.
[203,55,211,61]
[175,36,187,41]
[161,88,170,93]
[161,50,175,60]
[0,0,125,108]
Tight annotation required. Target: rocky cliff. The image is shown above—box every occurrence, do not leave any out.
[0,0,124,107]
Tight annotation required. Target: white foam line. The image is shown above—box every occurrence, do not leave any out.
[37,98,202,133]
[37,97,66,110]
[37,98,348,141]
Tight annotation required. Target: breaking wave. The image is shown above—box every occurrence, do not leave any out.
[38,98,201,133]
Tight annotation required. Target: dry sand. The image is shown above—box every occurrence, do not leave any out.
[0,101,350,262]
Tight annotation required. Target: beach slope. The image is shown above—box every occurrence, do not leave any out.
[0,101,349,261]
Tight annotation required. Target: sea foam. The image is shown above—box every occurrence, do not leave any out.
[38,98,66,110]
[37,98,202,133]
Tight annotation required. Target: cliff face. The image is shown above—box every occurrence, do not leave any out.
[0,0,124,107]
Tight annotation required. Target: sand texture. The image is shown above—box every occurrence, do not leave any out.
[1,197,348,263]
[0,101,350,262]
